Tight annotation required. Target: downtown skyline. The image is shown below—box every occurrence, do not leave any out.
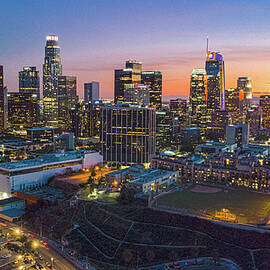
[2,0,270,99]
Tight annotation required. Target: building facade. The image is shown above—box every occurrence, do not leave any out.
[260,95,270,129]
[189,69,208,135]
[0,66,8,132]
[19,67,40,99]
[84,81,100,104]
[57,75,77,131]
[43,35,62,127]
[100,104,156,165]
[8,92,39,129]
[206,52,225,113]
[114,60,142,103]
[141,71,162,110]
[123,83,150,106]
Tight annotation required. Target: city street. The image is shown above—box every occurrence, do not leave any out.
[0,220,81,270]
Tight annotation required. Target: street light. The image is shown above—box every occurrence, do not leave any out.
[14,228,21,235]
[17,254,23,260]
[51,257,54,266]
[32,241,38,248]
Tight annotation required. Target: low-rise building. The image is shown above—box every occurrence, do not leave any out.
[0,150,103,194]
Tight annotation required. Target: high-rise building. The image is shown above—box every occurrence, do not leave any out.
[206,52,225,113]
[225,88,240,124]
[246,105,262,136]
[189,69,208,135]
[114,60,142,103]
[124,83,150,106]
[19,67,40,99]
[0,66,8,132]
[100,104,156,165]
[43,35,62,127]
[141,71,162,109]
[156,110,173,153]
[57,75,77,131]
[226,124,249,147]
[69,101,99,138]
[237,77,252,103]
[7,92,39,129]
[169,98,188,127]
[84,82,100,104]
[260,95,270,129]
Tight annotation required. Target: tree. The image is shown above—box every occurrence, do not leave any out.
[91,168,96,178]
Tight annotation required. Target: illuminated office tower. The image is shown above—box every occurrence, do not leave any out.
[57,75,78,131]
[100,104,156,165]
[141,71,162,109]
[226,124,249,147]
[189,69,208,134]
[0,66,8,132]
[237,77,252,104]
[8,92,39,129]
[124,83,150,106]
[84,82,99,104]
[69,101,99,138]
[206,52,225,113]
[19,67,40,99]
[260,95,270,129]
[225,88,240,124]
[246,105,262,136]
[114,60,142,103]
[43,35,62,127]
[169,98,187,127]
[156,110,173,152]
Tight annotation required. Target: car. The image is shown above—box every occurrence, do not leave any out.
[45,261,52,269]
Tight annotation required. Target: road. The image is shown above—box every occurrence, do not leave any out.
[0,220,82,270]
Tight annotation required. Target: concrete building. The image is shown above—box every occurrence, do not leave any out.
[84,82,99,104]
[100,104,156,165]
[0,151,102,195]
[226,124,249,147]
[0,66,8,132]
[123,83,150,106]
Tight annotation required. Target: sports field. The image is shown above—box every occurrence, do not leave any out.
[157,185,270,224]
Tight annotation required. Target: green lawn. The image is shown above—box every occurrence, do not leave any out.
[157,185,270,224]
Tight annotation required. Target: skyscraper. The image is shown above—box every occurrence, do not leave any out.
[114,60,142,103]
[19,67,40,99]
[0,66,8,132]
[8,92,39,129]
[225,88,240,124]
[100,104,156,165]
[57,75,78,131]
[84,82,100,104]
[189,69,208,135]
[260,95,270,129]
[43,35,62,127]
[142,71,162,109]
[237,77,252,103]
[124,83,150,106]
[169,98,188,127]
[206,51,225,113]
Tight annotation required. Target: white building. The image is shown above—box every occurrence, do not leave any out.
[0,151,103,194]
[128,169,179,193]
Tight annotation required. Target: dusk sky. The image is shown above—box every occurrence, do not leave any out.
[2,0,270,99]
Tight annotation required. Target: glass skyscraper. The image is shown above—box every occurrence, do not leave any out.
[205,51,225,113]
[189,69,208,136]
[19,66,40,99]
[43,35,62,127]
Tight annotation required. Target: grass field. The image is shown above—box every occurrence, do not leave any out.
[157,185,270,224]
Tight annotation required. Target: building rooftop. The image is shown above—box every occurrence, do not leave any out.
[0,151,85,171]
[131,169,175,185]
[0,197,24,206]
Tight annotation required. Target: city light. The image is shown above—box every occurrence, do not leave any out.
[32,241,38,248]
